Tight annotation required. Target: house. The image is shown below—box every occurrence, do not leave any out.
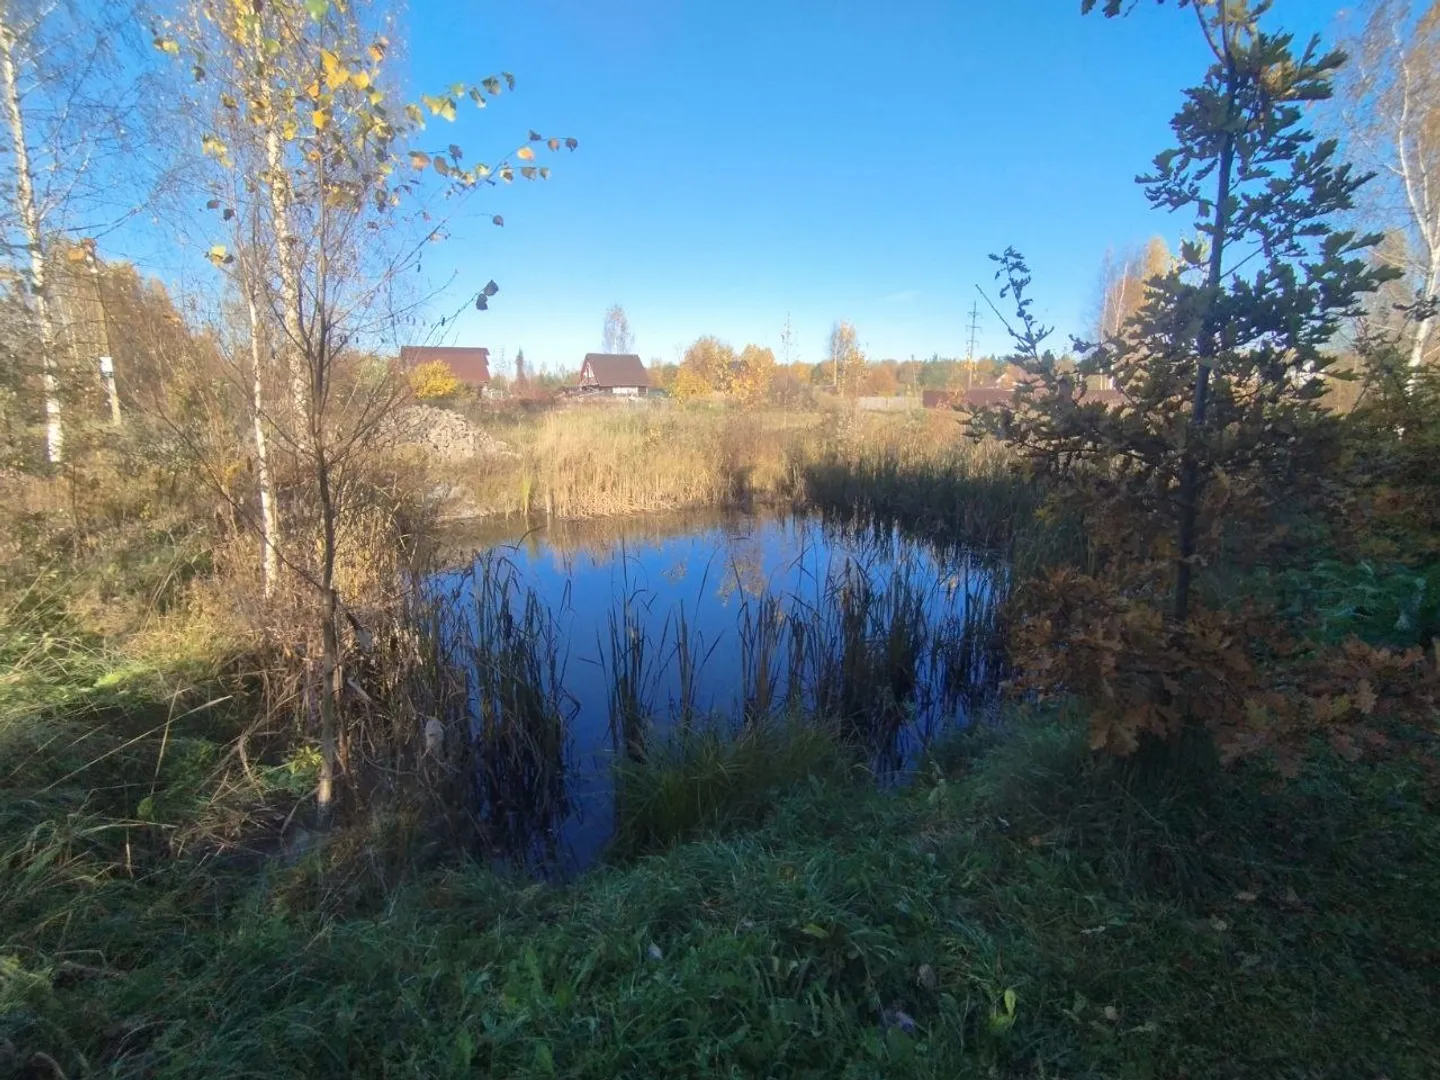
[578,353,650,396]
[400,345,491,389]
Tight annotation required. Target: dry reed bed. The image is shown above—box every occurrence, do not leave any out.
[449,405,1002,522]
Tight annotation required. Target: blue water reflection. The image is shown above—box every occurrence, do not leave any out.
[434,510,1004,872]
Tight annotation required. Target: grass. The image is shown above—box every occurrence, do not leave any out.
[610,717,850,857]
[3,713,1436,1078]
[5,403,1437,1077]
[444,403,1018,527]
[451,405,810,519]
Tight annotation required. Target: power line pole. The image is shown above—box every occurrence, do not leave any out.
[965,301,981,389]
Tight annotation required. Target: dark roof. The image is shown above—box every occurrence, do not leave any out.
[581,353,649,387]
[400,345,491,384]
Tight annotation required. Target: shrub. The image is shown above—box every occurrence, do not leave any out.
[408,360,460,400]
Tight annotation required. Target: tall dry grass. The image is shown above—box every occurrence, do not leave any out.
[450,403,1005,522]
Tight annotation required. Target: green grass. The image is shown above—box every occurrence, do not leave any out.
[610,718,850,858]
[4,713,1436,1079]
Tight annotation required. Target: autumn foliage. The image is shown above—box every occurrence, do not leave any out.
[1013,567,1439,774]
[408,359,460,400]
[673,336,775,404]
[978,1,1438,772]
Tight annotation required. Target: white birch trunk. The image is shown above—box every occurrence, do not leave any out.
[0,17,61,463]
[245,286,279,597]
[262,91,307,418]
[1408,264,1438,379]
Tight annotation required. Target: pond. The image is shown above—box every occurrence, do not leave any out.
[432,509,1008,874]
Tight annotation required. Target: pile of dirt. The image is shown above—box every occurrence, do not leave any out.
[386,404,511,460]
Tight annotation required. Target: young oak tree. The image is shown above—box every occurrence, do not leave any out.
[973,0,1393,757]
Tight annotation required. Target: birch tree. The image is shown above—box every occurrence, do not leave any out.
[0,1,148,465]
[159,0,573,823]
[0,10,61,462]
[1338,0,1440,375]
[602,304,632,353]
[1094,237,1171,342]
[826,320,862,395]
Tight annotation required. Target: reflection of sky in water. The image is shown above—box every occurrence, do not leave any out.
[434,510,1002,873]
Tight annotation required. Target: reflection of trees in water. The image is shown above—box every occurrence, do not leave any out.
[441,511,1012,867]
[715,521,771,606]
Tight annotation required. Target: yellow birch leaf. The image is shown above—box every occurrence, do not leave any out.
[321,49,348,91]
[516,146,536,161]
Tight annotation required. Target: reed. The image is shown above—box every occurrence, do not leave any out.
[443,517,1012,858]
[609,718,847,857]
[460,558,573,861]
[448,406,1028,533]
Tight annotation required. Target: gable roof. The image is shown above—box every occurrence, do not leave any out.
[400,345,491,384]
[581,353,649,387]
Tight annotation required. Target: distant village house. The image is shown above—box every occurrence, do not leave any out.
[400,345,491,390]
[578,352,651,396]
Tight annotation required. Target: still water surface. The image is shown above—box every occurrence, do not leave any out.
[436,510,1005,871]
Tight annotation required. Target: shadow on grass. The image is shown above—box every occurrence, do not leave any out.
[4,709,1438,1079]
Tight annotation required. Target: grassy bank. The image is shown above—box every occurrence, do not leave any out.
[4,716,1436,1078]
[6,400,1436,1077]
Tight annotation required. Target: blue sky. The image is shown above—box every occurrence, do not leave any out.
[400,0,1341,373]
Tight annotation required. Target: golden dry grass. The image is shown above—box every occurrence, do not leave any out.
[449,402,995,521]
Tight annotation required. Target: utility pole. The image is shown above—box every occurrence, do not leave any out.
[965,301,980,389]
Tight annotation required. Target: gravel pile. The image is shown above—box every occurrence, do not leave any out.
[387,404,511,460]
